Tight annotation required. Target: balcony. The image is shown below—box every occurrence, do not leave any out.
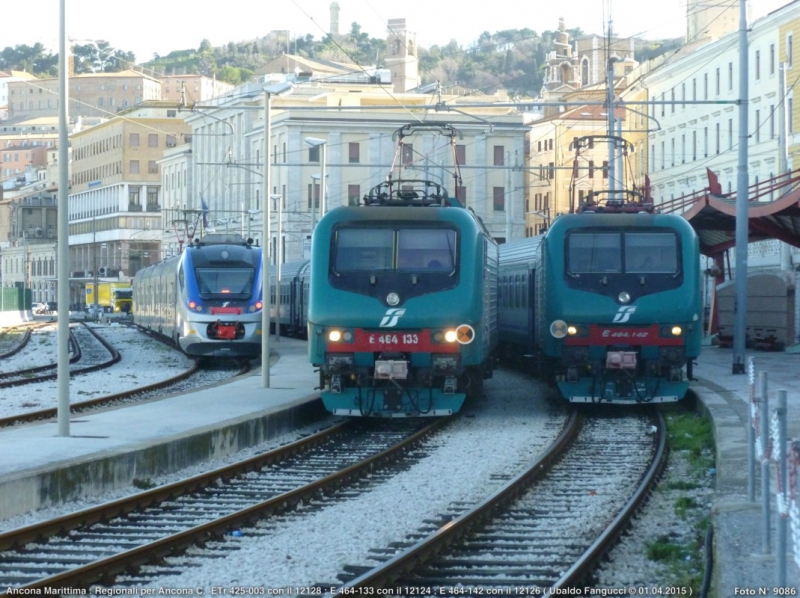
[128,203,143,212]
[145,203,161,212]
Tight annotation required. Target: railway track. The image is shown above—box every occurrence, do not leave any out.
[0,418,447,591]
[338,409,666,592]
[0,323,114,388]
[0,325,251,428]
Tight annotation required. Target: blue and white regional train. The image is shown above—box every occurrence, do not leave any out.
[133,233,264,358]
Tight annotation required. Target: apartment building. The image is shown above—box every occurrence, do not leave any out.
[0,193,58,303]
[7,70,162,121]
[181,81,527,263]
[67,102,191,296]
[0,70,37,121]
[158,74,234,106]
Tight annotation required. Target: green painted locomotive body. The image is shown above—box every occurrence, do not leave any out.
[308,203,498,417]
[499,211,702,403]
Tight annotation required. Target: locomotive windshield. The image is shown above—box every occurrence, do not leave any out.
[567,231,679,275]
[334,228,456,273]
[195,267,254,298]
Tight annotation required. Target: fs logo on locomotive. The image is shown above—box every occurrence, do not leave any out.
[612,306,637,323]
[379,308,406,328]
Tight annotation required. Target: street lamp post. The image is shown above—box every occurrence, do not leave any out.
[261,81,293,389]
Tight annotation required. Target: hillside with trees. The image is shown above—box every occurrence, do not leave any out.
[0,26,678,98]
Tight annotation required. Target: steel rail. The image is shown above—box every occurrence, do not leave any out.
[2,418,448,591]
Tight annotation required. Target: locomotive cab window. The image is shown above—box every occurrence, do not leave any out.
[334,227,457,274]
[195,267,254,298]
[397,229,456,273]
[566,231,679,275]
[330,225,459,301]
[624,233,678,274]
[334,229,393,271]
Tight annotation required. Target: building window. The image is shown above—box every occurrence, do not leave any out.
[401,143,414,165]
[728,62,733,91]
[755,109,761,143]
[728,119,733,150]
[492,187,505,211]
[455,186,466,204]
[716,123,720,154]
[308,183,320,209]
[456,144,466,165]
[715,67,720,95]
[692,131,697,161]
[755,50,761,80]
[770,104,775,138]
[148,160,158,174]
[130,160,140,174]
[348,142,360,163]
[147,187,158,208]
[602,160,609,179]
[588,160,595,179]
[671,88,675,113]
[166,134,176,147]
[308,145,320,162]
[494,146,504,166]
[789,34,794,67]
[704,127,708,157]
[148,134,158,147]
[770,43,775,75]
[129,186,141,206]
[130,133,139,147]
[704,73,708,100]
[347,184,360,206]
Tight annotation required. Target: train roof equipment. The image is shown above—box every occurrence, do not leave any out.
[191,233,255,247]
[363,122,466,209]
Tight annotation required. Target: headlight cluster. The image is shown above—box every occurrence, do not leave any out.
[550,320,588,339]
[433,325,475,344]
[327,329,354,342]
[188,300,203,313]
[660,325,683,337]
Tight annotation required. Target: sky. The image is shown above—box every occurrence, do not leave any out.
[1,0,790,64]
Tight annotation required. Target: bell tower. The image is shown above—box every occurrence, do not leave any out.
[385,18,419,92]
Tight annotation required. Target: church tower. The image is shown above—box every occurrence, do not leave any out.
[385,18,420,92]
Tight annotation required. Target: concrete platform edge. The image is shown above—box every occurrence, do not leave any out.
[0,395,326,519]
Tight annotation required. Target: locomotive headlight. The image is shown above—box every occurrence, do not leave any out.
[567,325,578,336]
[328,330,342,342]
[671,325,683,336]
[433,330,444,343]
[444,329,458,343]
[618,291,631,304]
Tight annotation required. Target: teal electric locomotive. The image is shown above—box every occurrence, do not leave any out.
[499,192,702,404]
[307,179,498,417]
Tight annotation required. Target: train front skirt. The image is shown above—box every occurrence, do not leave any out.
[557,377,688,404]
[321,387,465,417]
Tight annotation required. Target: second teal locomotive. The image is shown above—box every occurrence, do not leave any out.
[499,203,703,404]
